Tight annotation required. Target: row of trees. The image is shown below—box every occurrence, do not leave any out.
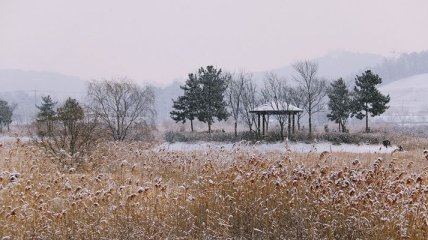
[171,62,328,139]
[36,79,156,159]
[171,64,390,138]
[327,70,390,133]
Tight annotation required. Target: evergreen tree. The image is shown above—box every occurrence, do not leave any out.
[351,70,390,132]
[0,99,14,132]
[40,97,98,158]
[58,98,84,132]
[327,78,351,132]
[170,73,200,132]
[197,66,229,133]
[36,95,57,135]
[170,96,188,123]
[170,66,229,133]
[57,98,84,155]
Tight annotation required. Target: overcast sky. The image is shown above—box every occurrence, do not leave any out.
[1,0,428,86]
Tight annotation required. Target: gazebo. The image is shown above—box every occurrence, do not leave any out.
[250,101,303,137]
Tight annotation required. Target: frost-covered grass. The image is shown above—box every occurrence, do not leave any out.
[1,140,428,239]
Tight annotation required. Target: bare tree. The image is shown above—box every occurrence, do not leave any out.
[225,71,245,136]
[87,78,156,141]
[293,61,327,138]
[261,73,291,140]
[288,87,307,131]
[239,74,259,133]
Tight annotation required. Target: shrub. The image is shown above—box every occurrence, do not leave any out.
[165,130,263,143]
[165,130,385,145]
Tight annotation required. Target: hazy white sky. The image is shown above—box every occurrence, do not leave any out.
[1,0,428,85]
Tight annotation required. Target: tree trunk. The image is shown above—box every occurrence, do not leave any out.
[190,119,194,132]
[208,123,211,134]
[47,121,52,134]
[365,109,369,133]
[308,110,312,139]
[342,120,346,133]
[280,123,284,141]
[234,121,238,137]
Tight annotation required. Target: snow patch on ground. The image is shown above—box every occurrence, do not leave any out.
[155,141,396,154]
[0,135,31,143]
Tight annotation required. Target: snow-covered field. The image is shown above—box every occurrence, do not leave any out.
[0,134,396,154]
[0,135,31,143]
[156,141,396,154]
[379,73,428,123]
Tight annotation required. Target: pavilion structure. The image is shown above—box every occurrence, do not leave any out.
[250,101,303,137]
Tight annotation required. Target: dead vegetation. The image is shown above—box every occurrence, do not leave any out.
[1,140,428,239]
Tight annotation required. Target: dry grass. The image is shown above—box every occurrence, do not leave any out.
[1,139,428,239]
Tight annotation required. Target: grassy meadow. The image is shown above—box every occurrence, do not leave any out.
[1,138,428,239]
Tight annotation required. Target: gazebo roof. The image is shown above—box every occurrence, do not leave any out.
[250,101,303,114]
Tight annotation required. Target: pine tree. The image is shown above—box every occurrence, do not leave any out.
[36,95,57,135]
[327,78,351,132]
[351,70,390,132]
[0,99,14,132]
[170,73,200,132]
[57,98,84,155]
[170,96,188,123]
[58,98,84,130]
[197,66,229,133]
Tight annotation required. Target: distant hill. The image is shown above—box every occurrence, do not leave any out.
[379,73,428,123]
[0,69,87,123]
[253,51,385,84]
[252,50,428,86]
[0,69,87,98]
[373,51,428,85]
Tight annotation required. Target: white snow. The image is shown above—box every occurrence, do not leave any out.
[0,135,31,143]
[379,73,428,123]
[155,141,396,154]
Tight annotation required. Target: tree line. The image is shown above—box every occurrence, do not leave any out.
[327,70,390,133]
[2,63,390,152]
[35,78,155,160]
[171,62,390,138]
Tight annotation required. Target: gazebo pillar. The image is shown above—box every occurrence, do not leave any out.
[262,114,266,135]
[266,115,269,133]
[250,103,303,139]
[292,113,295,134]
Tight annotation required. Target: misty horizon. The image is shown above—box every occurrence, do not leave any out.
[0,49,424,89]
